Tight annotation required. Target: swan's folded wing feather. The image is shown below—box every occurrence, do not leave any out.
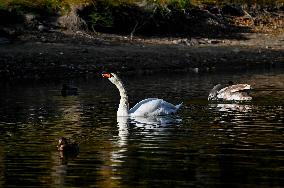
[219,84,251,94]
[130,99,181,116]
[217,84,252,100]
[129,98,159,114]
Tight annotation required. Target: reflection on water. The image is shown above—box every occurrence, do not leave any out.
[110,116,128,175]
[130,115,182,128]
[0,69,283,187]
[116,117,129,148]
[111,115,182,178]
[209,103,252,112]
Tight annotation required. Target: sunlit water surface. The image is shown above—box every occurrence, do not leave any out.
[0,69,283,188]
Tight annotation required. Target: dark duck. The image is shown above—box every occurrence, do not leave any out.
[57,137,79,157]
[61,84,78,97]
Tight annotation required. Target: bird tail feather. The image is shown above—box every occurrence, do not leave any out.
[175,103,183,110]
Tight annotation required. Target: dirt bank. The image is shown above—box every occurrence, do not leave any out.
[0,29,283,80]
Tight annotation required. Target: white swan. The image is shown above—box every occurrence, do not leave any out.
[102,73,182,117]
[208,82,252,101]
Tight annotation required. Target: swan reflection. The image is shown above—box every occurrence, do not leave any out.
[112,116,182,162]
[115,115,182,147]
[110,117,129,166]
[116,116,130,147]
[130,116,182,129]
[110,115,182,181]
[209,103,252,113]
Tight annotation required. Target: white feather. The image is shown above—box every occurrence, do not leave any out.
[105,73,182,117]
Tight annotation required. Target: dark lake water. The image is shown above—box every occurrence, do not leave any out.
[0,69,283,187]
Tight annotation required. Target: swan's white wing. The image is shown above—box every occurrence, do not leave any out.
[129,98,181,117]
[129,98,159,114]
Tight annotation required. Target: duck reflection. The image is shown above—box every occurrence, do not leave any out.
[52,137,80,187]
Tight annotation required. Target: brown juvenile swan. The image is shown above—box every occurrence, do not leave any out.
[208,82,252,101]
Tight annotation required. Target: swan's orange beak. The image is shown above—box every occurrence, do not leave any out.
[102,73,112,78]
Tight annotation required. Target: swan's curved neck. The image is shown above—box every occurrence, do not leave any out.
[113,78,129,116]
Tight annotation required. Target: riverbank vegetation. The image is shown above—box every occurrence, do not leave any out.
[0,0,283,37]
[0,0,283,80]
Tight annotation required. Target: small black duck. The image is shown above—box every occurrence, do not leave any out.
[57,137,79,154]
[61,84,78,97]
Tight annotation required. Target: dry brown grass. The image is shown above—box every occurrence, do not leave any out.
[1,0,283,11]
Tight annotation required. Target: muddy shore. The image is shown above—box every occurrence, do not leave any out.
[0,30,283,80]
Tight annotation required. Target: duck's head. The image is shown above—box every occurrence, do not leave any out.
[57,137,68,151]
[57,137,80,164]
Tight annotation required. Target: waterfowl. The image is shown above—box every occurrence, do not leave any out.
[102,72,182,117]
[57,137,79,153]
[208,82,252,101]
[61,84,78,97]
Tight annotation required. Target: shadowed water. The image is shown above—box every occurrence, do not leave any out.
[0,69,283,187]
